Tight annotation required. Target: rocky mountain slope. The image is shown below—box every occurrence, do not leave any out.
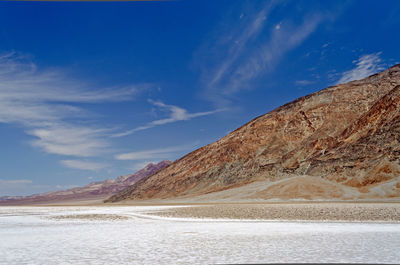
[0,160,171,205]
[107,65,400,202]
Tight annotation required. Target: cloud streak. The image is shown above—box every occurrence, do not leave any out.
[196,2,327,107]
[0,179,32,185]
[112,100,223,137]
[225,15,323,94]
[295,80,316,86]
[208,1,276,88]
[60,160,107,171]
[130,161,158,171]
[29,126,109,157]
[0,179,45,196]
[336,52,385,84]
[115,142,198,161]
[0,52,140,161]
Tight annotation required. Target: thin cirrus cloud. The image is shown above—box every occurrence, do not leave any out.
[295,80,316,86]
[227,15,323,92]
[207,1,277,88]
[60,160,107,171]
[29,126,109,157]
[112,99,223,137]
[336,52,385,84]
[0,179,78,196]
[0,179,32,185]
[0,179,49,197]
[0,52,142,163]
[130,161,158,171]
[115,142,199,161]
[195,1,329,107]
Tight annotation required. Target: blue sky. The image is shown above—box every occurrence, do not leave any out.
[0,0,399,196]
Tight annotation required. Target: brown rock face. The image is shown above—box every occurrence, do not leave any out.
[107,65,400,202]
[0,160,171,205]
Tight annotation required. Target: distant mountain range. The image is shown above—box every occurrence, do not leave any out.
[0,160,171,205]
[107,64,400,202]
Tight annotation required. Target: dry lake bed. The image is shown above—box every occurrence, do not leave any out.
[1,205,400,264]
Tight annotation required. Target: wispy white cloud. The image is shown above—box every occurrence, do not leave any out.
[115,146,183,160]
[196,2,328,107]
[55,184,79,190]
[0,52,141,161]
[29,126,109,157]
[0,179,81,196]
[130,161,158,171]
[60,160,107,171]
[115,142,198,161]
[222,15,323,96]
[112,100,223,137]
[208,1,276,88]
[0,179,47,196]
[336,52,385,84]
[295,80,316,86]
[0,53,138,106]
[0,179,32,185]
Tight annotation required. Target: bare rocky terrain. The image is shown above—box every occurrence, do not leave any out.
[107,65,400,202]
[148,203,400,222]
